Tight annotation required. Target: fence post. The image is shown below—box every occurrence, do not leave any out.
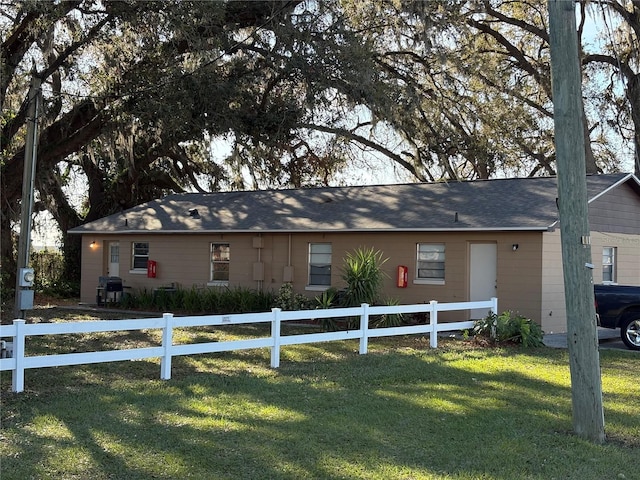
[489,298,499,340]
[271,308,281,368]
[429,301,438,348]
[160,313,174,380]
[359,303,369,354]
[12,319,26,393]
[490,297,498,315]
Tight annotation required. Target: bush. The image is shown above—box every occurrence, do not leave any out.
[29,250,80,298]
[473,311,544,347]
[370,298,405,328]
[40,280,80,298]
[120,286,275,314]
[341,247,388,307]
[313,288,339,331]
[341,247,389,329]
[272,283,312,311]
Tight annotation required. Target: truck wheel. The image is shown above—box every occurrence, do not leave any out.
[620,316,640,351]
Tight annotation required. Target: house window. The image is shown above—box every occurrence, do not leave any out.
[210,243,230,283]
[110,244,120,264]
[132,242,149,270]
[602,247,617,283]
[308,243,332,287]
[416,243,445,283]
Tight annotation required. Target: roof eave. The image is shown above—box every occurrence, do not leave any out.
[69,226,553,235]
[588,173,640,203]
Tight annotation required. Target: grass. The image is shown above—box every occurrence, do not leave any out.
[1,307,638,479]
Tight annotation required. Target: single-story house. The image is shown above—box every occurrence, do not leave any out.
[69,173,640,333]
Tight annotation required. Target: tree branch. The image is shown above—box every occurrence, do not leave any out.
[1,1,80,104]
[582,53,635,81]
[467,17,552,97]
[478,0,549,42]
[298,122,427,181]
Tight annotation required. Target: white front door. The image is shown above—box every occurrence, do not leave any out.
[469,243,497,319]
[108,242,120,277]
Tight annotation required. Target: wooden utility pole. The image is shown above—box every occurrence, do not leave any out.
[13,75,41,319]
[547,1,605,443]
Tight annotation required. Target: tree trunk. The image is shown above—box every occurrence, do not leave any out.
[583,108,598,174]
[0,213,17,297]
[627,73,640,176]
[1,100,105,285]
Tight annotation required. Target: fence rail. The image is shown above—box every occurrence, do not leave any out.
[0,298,497,393]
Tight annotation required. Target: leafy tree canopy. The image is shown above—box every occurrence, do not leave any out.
[1,0,638,286]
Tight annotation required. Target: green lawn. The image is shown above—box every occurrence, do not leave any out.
[1,317,638,480]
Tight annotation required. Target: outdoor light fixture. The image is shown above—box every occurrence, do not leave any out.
[512,244,519,251]
[90,241,97,249]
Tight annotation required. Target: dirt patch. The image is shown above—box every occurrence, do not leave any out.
[2,295,98,324]
[35,293,80,307]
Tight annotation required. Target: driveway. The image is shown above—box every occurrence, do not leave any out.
[543,327,637,352]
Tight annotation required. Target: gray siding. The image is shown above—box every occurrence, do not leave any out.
[589,183,640,234]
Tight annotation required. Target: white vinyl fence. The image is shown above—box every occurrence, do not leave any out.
[0,298,497,393]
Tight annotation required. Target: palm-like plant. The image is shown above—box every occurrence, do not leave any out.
[342,247,388,307]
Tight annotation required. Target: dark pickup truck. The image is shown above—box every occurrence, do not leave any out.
[594,284,640,351]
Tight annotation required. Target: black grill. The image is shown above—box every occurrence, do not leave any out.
[100,276,123,292]
[97,276,123,305]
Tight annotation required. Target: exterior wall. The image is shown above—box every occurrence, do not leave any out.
[589,182,640,286]
[79,231,545,324]
[540,230,567,333]
[494,232,544,324]
[82,233,267,301]
[589,182,640,235]
[591,233,640,285]
[539,183,640,333]
[286,231,544,324]
[539,229,640,334]
[81,236,108,303]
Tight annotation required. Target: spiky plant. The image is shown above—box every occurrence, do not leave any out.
[341,247,388,307]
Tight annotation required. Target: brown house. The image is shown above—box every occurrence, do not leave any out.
[69,173,640,333]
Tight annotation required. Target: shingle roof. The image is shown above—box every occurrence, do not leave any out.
[68,173,638,234]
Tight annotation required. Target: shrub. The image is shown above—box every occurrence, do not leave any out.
[182,287,204,313]
[31,250,64,290]
[313,288,339,331]
[120,286,275,314]
[341,247,389,329]
[314,288,337,309]
[473,311,544,347]
[272,283,312,311]
[246,288,275,312]
[370,298,405,328]
[40,280,80,298]
[30,250,80,298]
[341,247,388,307]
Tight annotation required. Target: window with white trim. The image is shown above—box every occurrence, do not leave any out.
[132,242,149,270]
[210,243,230,283]
[416,243,445,283]
[602,246,617,283]
[308,243,332,287]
